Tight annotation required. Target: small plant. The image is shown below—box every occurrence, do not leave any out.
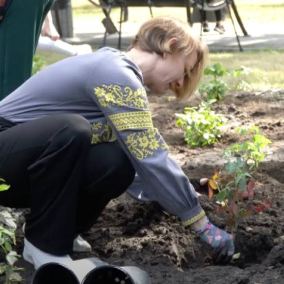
[32,55,46,75]
[199,62,229,101]
[226,126,272,170]
[0,179,23,284]
[234,66,252,91]
[175,100,227,147]
[207,126,272,234]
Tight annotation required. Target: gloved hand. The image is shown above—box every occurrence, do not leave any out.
[190,178,209,195]
[190,178,220,196]
[196,218,235,263]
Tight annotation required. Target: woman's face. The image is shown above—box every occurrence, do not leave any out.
[145,51,197,95]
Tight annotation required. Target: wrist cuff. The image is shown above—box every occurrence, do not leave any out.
[195,218,210,234]
[182,209,206,227]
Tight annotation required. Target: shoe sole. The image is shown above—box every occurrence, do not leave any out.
[214,28,225,34]
[23,247,35,266]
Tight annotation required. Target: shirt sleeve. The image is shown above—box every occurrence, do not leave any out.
[126,174,154,202]
[86,62,205,227]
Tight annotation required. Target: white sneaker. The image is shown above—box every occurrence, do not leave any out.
[23,238,72,270]
[73,235,91,252]
[22,223,91,253]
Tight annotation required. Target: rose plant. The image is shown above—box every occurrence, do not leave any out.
[207,126,272,234]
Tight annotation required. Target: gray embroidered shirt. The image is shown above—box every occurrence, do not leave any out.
[0,47,205,226]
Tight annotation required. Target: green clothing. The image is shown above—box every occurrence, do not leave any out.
[0,0,54,100]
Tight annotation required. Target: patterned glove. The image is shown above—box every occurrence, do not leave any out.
[196,219,235,263]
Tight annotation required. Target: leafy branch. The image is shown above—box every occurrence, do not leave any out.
[207,126,272,234]
[0,180,23,284]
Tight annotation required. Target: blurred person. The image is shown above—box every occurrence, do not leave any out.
[200,9,225,34]
[0,0,55,100]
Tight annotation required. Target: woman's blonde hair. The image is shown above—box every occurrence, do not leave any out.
[128,17,208,101]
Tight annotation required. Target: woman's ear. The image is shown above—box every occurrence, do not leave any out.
[165,38,178,53]
[163,38,178,58]
[168,38,178,46]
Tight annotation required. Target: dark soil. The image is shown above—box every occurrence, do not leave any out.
[3,89,284,284]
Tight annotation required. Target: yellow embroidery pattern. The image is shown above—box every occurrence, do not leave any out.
[109,111,153,131]
[91,122,115,144]
[91,122,103,131]
[94,85,148,109]
[182,210,206,227]
[125,128,168,160]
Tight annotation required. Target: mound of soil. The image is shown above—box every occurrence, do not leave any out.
[7,89,284,284]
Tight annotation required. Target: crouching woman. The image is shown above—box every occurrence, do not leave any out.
[0,16,234,269]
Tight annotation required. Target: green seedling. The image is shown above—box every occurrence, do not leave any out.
[199,62,229,101]
[32,55,46,75]
[234,66,252,91]
[175,99,227,147]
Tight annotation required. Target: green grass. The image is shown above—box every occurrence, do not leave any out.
[235,3,284,24]
[34,52,67,67]
[204,50,284,90]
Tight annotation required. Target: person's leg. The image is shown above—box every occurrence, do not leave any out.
[199,10,209,32]
[74,142,135,235]
[0,0,54,99]
[215,9,222,22]
[0,114,91,255]
[214,9,225,34]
